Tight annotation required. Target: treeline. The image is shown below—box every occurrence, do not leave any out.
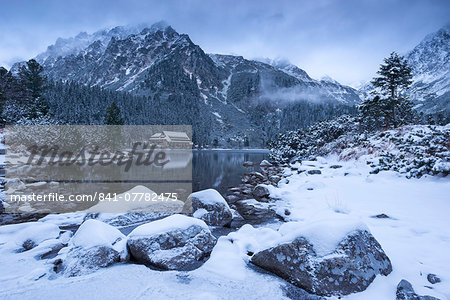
[247,100,357,145]
[44,81,213,145]
[1,59,357,147]
[278,101,357,132]
[0,60,213,145]
[0,60,51,124]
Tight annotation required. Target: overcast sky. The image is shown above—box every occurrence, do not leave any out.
[0,0,449,86]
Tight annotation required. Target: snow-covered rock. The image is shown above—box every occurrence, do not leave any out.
[4,179,26,193]
[234,199,277,224]
[251,221,392,297]
[61,245,121,277]
[127,214,216,270]
[31,238,69,260]
[187,189,232,226]
[85,212,171,227]
[0,222,60,251]
[61,219,128,276]
[307,169,322,175]
[269,175,282,185]
[396,279,439,300]
[427,273,441,285]
[39,213,87,227]
[229,209,246,228]
[85,185,185,214]
[252,184,270,201]
[70,219,128,260]
[260,160,272,167]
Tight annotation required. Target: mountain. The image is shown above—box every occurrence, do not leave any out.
[406,24,450,115]
[359,24,450,117]
[31,23,360,105]
[10,22,361,146]
[255,58,360,105]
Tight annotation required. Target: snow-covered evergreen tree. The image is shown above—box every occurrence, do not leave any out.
[360,52,415,129]
[18,59,46,100]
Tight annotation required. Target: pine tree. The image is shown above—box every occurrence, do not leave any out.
[104,102,124,125]
[18,59,46,100]
[16,59,51,120]
[360,52,414,129]
[372,52,412,98]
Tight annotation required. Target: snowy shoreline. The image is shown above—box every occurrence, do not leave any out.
[0,153,449,299]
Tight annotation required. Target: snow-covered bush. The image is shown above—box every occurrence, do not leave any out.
[269,115,359,163]
[270,118,449,178]
[364,125,450,177]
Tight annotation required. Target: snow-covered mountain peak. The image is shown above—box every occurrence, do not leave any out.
[407,24,449,81]
[20,21,361,107]
[34,22,174,66]
[422,23,450,43]
[320,75,340,85]
[256,57,314,82]
[403,24,450,116]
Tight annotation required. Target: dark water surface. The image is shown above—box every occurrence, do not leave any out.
[192,150,269,195]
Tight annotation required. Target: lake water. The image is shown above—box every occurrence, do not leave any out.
[0,149,269,225]
[192,150,269,195]
[0,149,269,208]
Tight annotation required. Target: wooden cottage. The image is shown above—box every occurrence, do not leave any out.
[149,131,193,148]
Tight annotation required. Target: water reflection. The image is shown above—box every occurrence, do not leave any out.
[192,150,269,195]
[1,149,268,213]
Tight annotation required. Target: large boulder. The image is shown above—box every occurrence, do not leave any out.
[62,245,121,277]
[127,214,216,270]
[61,219,128,276]
[396,279,440,300]
[187,189,232,226]
[251,227,392,297]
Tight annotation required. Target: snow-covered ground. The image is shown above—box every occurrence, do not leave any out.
[0,155,449,299]
[269,157,450,299]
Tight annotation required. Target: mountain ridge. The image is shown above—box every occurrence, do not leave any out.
[18,22,360,105]
[6,22,364,146]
